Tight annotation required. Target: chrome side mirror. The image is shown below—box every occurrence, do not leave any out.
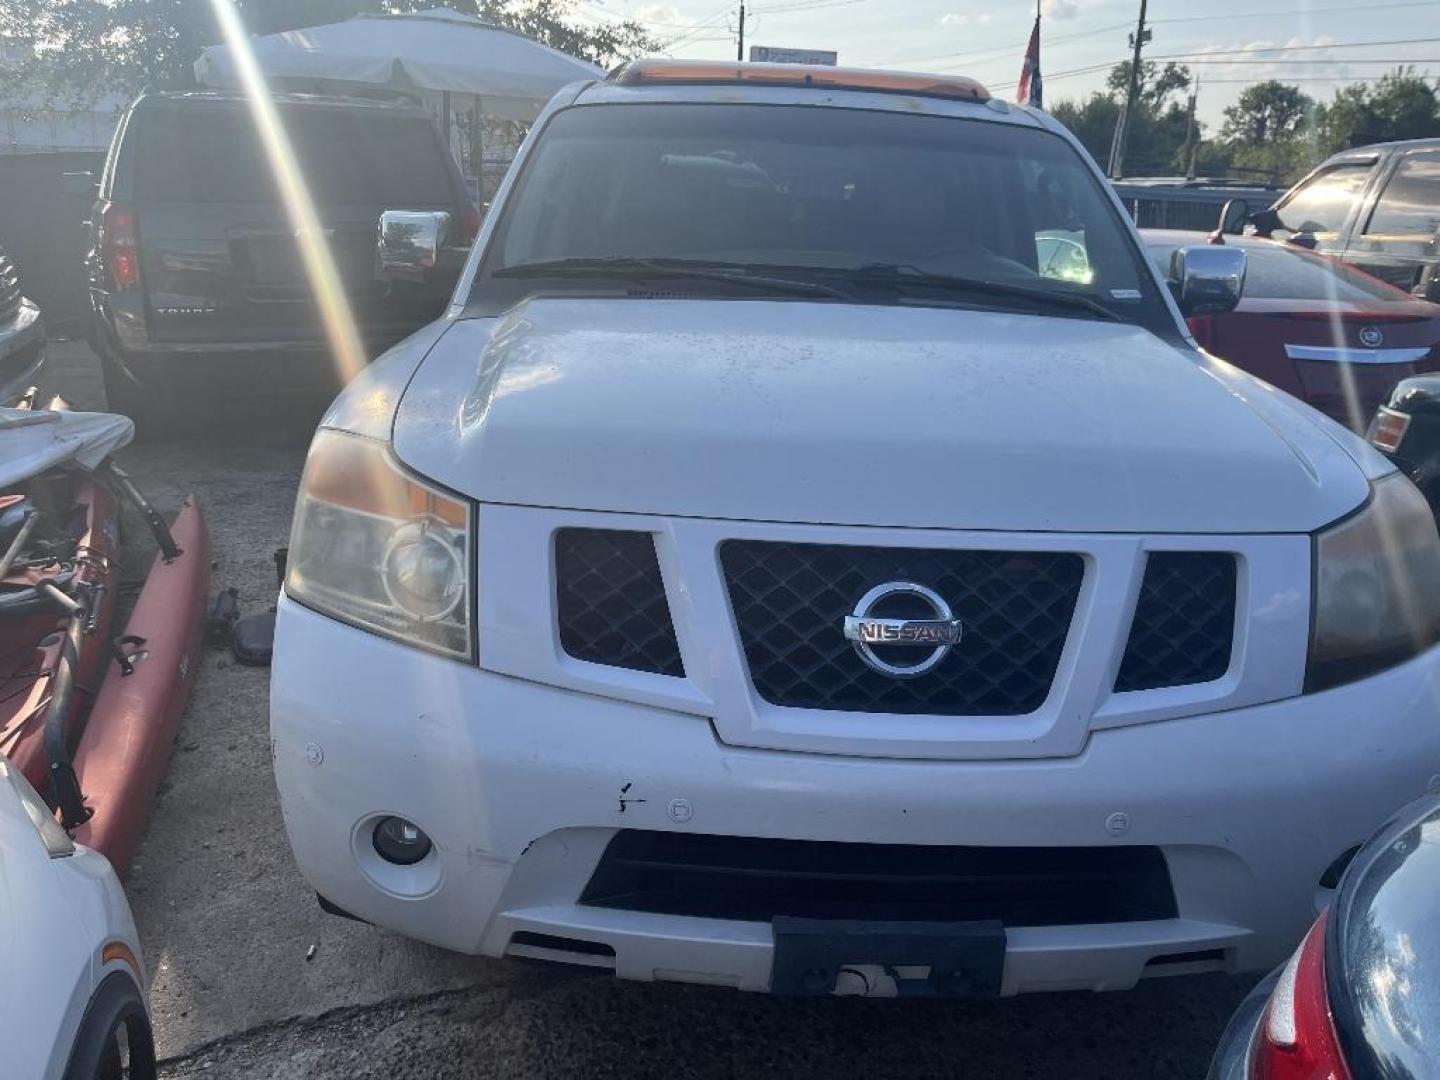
[1169,245,1246,318]
[378,210,451,281]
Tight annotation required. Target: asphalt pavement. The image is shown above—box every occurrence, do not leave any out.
[45,340,1255,1078]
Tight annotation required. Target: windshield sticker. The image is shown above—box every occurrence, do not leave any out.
[1109,289,1143,301]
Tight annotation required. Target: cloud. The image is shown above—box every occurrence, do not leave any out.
[635,2,683,25]
[1186,35,1353,89]
[1043,0,1079,18]
[939,11,990,25]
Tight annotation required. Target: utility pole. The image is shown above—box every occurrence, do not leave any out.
[737,1,746,62]
[1184,77,1200,180]
[1109,0,1149,178]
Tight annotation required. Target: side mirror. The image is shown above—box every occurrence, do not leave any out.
[1217,198,1249,235]
[61,171,97,199]
[1247,205,1282,238]
[377,210,451,282]
[1169,245,1246,318]
[1419,268,1440,305]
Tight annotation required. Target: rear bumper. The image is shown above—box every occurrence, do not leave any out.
[271,598,1440,996]
[92,290,424,364]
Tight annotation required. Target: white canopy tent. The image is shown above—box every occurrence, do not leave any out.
[194,7,602,123]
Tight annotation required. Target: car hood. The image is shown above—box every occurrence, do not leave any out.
[391,298,1374,533]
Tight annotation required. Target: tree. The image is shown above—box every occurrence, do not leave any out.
[0,0,658,106]
[1106,60,1191,111]
[1051,61,1195,176]
[1220,80,1311,145]
[1313,68,1440,154]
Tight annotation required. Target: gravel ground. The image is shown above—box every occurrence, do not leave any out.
[43,340,1255,1078]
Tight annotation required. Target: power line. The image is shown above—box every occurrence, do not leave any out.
[752,0,874,12]
[660,0,738,49]
[1151,0,1440,22]
[990,63,1435,93]
[1180,73,1437,82]
[871,20,1134,70]
[1148,36,1440,60]
[1172,57,1440,64]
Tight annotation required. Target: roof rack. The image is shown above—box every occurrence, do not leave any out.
[611,59,990,104]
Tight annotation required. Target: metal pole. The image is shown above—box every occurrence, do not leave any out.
[0,512,38,582]
[737,1,746,62]
[1185,77,1200,180]
[1112,0,1148,179]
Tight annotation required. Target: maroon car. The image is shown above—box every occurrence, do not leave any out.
[1144,229,1440,431]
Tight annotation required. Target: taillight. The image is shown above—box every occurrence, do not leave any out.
[1368,406,1411,453]
[460,204,481,241]
[1251,913,1351,1080]
[1188,314,1215,352]
[102,204,140,291]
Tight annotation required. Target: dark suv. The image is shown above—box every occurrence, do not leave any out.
[84,91,474,430]
[1250,138,1440,300]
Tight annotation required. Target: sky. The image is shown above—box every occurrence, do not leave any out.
[571,0,1440,131]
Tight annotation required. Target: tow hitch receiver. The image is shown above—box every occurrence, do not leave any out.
[770,918,1006,997]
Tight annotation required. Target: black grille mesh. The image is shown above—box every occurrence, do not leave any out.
[556,529,684,678]
[581,831,1179,926]
[0,245,20,323]
[1115,552,1237,693]
[721,541,1084,716]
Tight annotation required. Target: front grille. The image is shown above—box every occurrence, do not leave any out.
[1115,552,1237,693]
[555,528,684,677]
[720,541,1084,716]
[581,831,1178,926]
[0,245,20,323]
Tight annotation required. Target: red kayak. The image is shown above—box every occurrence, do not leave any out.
[0,410,208,875]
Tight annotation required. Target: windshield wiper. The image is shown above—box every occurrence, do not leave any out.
[493,257,850,300]
[848,263,1121,321]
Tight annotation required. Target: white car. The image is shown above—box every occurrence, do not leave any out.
[0,759,153,1079]
[271,61,1440,999]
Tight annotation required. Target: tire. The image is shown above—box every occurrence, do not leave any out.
[98,351,191,441]
[61,971,157,1080]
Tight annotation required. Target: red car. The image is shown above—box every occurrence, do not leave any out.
[1143,229,1440,431]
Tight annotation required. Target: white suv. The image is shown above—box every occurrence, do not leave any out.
[271,61,1440,999]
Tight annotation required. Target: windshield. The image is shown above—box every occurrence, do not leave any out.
[136,107,459,207]
[472,103,1173,332]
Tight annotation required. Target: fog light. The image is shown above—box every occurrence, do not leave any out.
[372,816,432,865]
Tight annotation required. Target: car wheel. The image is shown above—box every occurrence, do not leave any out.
[62,972,157,1080]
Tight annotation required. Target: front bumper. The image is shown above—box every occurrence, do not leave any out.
[271,597,1440,996]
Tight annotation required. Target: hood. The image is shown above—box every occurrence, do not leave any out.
[391,298,1373,533]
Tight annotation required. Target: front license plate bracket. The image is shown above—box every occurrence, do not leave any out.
[770,917,1006,998]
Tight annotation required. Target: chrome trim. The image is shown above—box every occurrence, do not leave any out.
[1284,344,1431,365]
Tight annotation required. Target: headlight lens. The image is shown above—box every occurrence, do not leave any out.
[1309,473,1440,690]
[286,429,473,660]
[1,759,75,858]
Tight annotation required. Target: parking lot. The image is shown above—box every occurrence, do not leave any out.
[32,336,1255,1075]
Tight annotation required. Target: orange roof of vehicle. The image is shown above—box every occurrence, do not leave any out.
[610,59,991,104]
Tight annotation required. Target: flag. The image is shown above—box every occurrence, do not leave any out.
[1017,14,1042,109]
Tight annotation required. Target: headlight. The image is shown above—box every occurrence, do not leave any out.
[1,759,75,858]
[286,429,473,660]
[1309,473,1440,691]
